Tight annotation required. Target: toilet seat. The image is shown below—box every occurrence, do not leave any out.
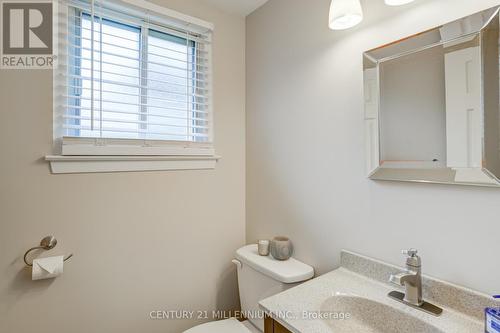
[183,318,258,333]
[241,320,261,333]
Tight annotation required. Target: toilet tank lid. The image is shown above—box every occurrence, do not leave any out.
[235,244,314,284]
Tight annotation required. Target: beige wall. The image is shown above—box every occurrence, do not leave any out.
[0,1,245,332]
[246,0,500,295]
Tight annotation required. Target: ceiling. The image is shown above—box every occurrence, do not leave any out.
[199,0,270,16]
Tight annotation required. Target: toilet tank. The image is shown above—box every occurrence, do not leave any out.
[233,244,314,331]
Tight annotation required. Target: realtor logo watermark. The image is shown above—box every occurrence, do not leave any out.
[1,0,56,68]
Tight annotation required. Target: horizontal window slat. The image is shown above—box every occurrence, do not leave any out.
[68,43,211,74]
[64,22,210,54]
[62,74,211,100]
[70,34,210,65]
[65,54,209,84]
[63,115,209,130]
[63,95,209,112]
[147,42,209,58]
[65,84,210,106]
[63,124,209,138]
[62,104,209,121]
[66,64,210,92]
[64,92,209,111]
[63,23,210,56]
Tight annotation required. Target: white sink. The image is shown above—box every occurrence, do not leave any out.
[259,266,486,333]
[320,294,445,333]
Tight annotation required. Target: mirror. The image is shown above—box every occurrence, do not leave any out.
[364,6,500,187]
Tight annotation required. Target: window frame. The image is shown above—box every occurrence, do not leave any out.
[53,0,214,158]
[49,0,217,173]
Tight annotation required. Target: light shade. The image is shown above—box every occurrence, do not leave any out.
[384,0,415,5]
[329,0,363,30]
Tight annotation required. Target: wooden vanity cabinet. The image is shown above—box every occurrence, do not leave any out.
[264,315,292,333]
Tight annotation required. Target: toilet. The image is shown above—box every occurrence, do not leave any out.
[184,244,314,333]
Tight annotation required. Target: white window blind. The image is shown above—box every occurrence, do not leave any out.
[55,0,213,156]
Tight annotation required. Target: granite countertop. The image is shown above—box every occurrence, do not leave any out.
[259,250,499,333]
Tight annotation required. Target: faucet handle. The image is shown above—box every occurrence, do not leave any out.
[402,248,421,267]
[402,248,418,257]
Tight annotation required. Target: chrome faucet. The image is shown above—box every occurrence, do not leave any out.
[389,248,422,306]
[388,248,443,316]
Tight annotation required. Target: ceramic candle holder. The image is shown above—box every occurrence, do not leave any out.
[270,236,293,261]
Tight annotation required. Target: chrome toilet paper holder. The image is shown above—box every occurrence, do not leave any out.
[23,236,73,267]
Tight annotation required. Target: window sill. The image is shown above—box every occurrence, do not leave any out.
[45,155,220,174]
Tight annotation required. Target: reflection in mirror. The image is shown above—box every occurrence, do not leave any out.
[364,6,500,187]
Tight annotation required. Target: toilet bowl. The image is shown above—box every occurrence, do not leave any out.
[183,244,314,332]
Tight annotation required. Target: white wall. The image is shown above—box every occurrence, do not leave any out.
[0,1,245,332]
[246,0,500,295]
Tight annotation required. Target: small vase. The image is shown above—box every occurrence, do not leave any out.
[258,240,270,256]
[270,236,293,260]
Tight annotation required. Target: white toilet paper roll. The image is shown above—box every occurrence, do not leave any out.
[32,256,64,280]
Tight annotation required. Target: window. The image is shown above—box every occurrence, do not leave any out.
[54,0,213,157]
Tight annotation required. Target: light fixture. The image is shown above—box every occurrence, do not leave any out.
[328,0,363,30]
[384,0,415,6]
